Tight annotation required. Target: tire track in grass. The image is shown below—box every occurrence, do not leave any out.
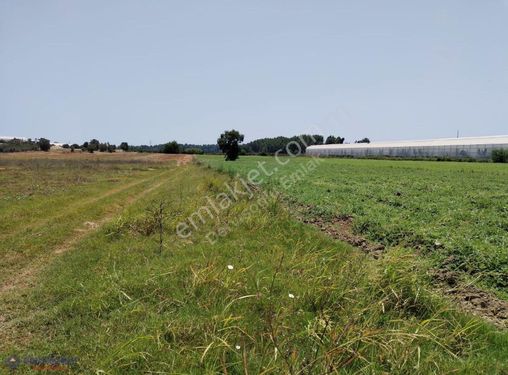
[0,168,181,295]
[0,168,186,352]
[0,162,189,350]
[0,171,162,242]
[0,171,169,284]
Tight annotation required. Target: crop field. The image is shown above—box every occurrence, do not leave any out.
[199,156,508,318]
[1,152,508,373]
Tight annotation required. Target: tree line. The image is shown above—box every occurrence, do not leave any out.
[0,133,371,156]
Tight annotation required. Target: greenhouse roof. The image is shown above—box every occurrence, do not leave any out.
[307,135,508,150]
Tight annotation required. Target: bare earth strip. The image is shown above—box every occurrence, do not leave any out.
[0,150,193,163]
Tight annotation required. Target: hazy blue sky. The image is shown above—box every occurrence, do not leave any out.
[1,1,507,145]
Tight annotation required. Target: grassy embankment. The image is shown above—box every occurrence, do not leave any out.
[0,154,507,373]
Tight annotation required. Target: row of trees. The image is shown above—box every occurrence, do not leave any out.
[140,132,370,160]
[0,138,55,153]
[1,133,369,157]
[240,134,369,155]
[0,138,40,153]
[62,140,130,153]
[127,134,369,157]
[129,143,214,154]
[241,134,324,155]
[0,138,131,153]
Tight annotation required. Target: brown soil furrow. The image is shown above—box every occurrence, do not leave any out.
[294,201,508,329]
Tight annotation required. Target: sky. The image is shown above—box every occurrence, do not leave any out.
[1,1,507,145]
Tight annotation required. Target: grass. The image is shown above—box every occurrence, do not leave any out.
[0,156,176,288]
[198,155,508,298]
[1,153,508,373]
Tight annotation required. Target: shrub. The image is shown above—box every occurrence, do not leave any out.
[492,149,508,163]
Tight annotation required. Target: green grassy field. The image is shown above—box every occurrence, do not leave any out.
[1,153,508,373]
[199,155,508,299]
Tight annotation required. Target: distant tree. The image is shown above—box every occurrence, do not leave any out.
[108,144,116,153]
[355,138,371,144]
[62,143,70,149]
[81,141,89,151]
[90,139,100,150]
[87,139,100,153]
[162,141,181,154]
[218,130,244,161]
[119,142,129,151]
[325,136,345,144]
[71,143,80,149]
[99,143,108,152]
[38,138,51,152]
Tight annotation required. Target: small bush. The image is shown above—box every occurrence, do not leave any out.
[492,149,508,163]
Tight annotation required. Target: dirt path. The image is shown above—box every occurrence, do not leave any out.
[0,151,195,163]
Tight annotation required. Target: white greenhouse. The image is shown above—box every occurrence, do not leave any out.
[306,135,508,160]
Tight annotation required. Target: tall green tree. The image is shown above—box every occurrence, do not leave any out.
[88,139,100,152]
[162,141,180,154]
[38,138,51,152]
[218,130,244,161]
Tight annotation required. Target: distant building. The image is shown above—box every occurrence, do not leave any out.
[0,136,28,141]
[51,142,66,149]
[306,135,508,160]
